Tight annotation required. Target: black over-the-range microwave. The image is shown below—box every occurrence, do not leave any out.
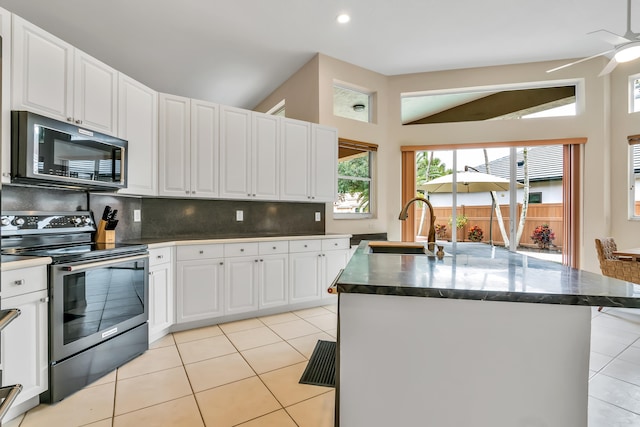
[11,111,128,190]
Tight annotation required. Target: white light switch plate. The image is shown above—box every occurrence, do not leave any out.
[133,209,141,222]
[315,212,321,221]
[236,210,244,221]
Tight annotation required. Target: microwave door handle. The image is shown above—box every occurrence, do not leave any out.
[61,254,148,272]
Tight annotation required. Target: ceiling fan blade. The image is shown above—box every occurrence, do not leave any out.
[598,57,619,76]
[546,48,615,73]
[588,29,633,45]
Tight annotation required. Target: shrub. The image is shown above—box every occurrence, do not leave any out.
[531,224,555,249]
[468,225,484,242]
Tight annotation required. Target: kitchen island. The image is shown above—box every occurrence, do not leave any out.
[335,242,640,427]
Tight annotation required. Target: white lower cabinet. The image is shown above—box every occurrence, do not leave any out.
[289,238,350,304]
[224,256,259,315]
[148,247,174,342]
[0,266,48,409]
[176,244,225,323]
[259,254,288,309]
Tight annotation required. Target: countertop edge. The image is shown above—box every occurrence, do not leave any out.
[132,234,353,248]
[1,256,52,271]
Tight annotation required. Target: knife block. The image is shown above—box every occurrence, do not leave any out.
[95,220,116,244]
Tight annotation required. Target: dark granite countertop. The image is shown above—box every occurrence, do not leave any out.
[336,241,640,308]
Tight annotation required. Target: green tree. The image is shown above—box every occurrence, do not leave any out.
[337,154,370,212]
[417,151,451,184]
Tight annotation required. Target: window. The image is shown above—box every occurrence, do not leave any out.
[333,82,373,123]
[401,82,579,125]
[630,75,640,113]
[630,136,640,218]
[266,100,285,117]
[528,192,542,204]
[334,139,377,217]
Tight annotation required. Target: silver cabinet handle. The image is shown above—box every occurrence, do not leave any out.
[13,279,25,286]
[40,297,49,303]
[157,255,164,259]
[67,117,73,122]
[75,119,83,124]
[199,250,204,254]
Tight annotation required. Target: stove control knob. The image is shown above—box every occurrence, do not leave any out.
[83,217,92,225]
[1,216,10,226]
[13,217,25,226]
[72,217,83,225]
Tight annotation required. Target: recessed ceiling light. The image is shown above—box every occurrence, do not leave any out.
[336,14,350,24]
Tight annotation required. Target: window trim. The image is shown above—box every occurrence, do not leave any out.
[629,73,640,114]
[629,134,640,219]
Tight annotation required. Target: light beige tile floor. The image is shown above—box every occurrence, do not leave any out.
[6,304,338,427]
[7,304,640,426]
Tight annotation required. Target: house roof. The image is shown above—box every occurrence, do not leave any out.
[473,145,564,182]
[474,144,640,181]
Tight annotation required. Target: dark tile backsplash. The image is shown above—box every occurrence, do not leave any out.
[2,185,326,242]
[141,198,325,239]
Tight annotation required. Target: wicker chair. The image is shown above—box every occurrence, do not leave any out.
[595,237,640,311]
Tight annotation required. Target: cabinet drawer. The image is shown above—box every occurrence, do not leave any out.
[322,238,350,251]
[149,247,172,267]
[1,266,47,297]
[177,244,224,261]
[224,242,259,258]
[289,239,321,253]
[259,241,288,255]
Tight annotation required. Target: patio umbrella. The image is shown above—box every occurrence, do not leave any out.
[418,171,524,245]
[418,171,523,194]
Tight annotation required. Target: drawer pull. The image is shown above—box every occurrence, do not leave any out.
[272,246,276,250]
[40,297,49,303]
[13,279,25,286]
[199,250,204,254]
[157,255,164,259]
[240,248,244,252]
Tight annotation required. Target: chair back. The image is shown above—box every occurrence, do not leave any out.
[595,237,618,265]
[595,237,640,284]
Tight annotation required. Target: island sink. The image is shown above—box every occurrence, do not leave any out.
[367,241,444,258]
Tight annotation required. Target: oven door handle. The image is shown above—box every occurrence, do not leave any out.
[61,254,149,272]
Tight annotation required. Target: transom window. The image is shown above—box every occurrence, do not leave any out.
[630,74,640,113]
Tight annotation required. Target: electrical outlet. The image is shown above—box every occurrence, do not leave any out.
[133,209,141,222]
[315,212,321,221]
[236,210,244,221]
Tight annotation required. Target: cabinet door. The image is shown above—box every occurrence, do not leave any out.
[323,249,349,301]
[12,15,73,120]
[219,106,251,199]
[225,257,259,315]
[1,7,12,184]
[311,124,338,202]
[73,50,118,134]
[176,259,224,323]
[149,262,174,341]
[259,254,288,309]
[280,118,311,201]
[159,93,191,197]
[1,290,48,407]
[191,99,219,198]
[289,252,322,303]
[117,74,158,196]
[252,113,279,200]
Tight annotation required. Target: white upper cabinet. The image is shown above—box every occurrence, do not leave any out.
[12,15,118,135]
[219,106,252,199]
[73,50,118,134]
[280,118,311,201]
[117,74,158,196]
[0,7,12,184]
[251,113,280,200]
[311,124,338,202]
[159,94,219,198]
[158,93,191,196]
[191,99,220,198]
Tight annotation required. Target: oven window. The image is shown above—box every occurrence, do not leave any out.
[35,124,122,182]
[62,261,145,345]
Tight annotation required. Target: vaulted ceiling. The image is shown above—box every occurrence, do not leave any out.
[0,0,635,109]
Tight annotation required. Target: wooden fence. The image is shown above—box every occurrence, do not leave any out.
[415,203,564,249]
